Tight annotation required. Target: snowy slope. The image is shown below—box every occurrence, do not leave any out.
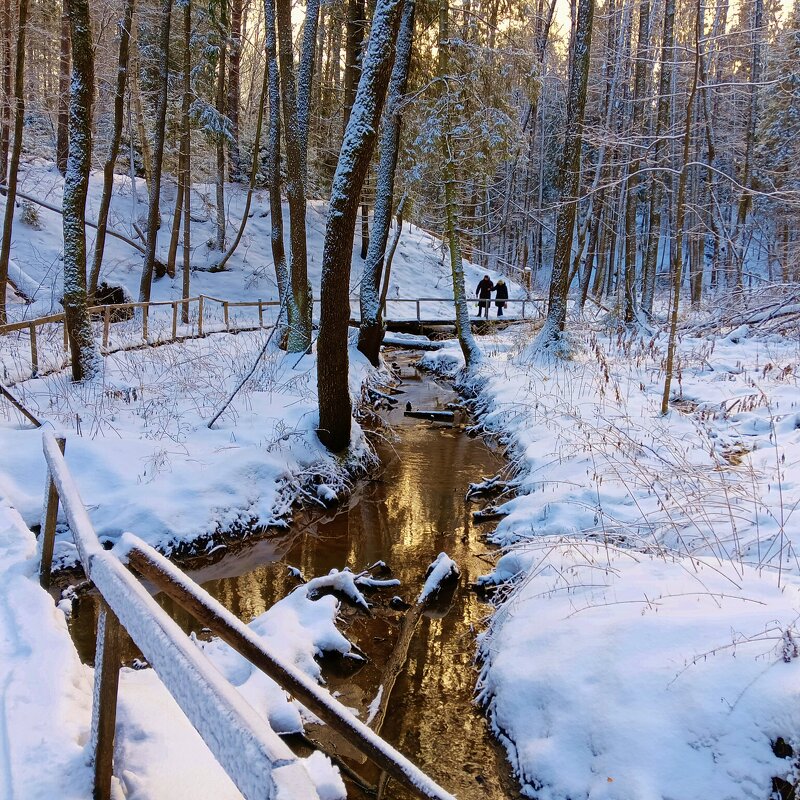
[1,160,521,322]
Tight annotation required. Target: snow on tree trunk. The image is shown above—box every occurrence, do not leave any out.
[298,0,321,179]
[214,8,228,254]
[139,0,173,302]
[317,0,404,452]
[181,0,192,323]
[277,0,313,352]
[0,0,29,324]
[540,0,595,346]
[227,0,243,181]
[63,0,100,382]
[89,0,134,297]
[0,0,10,190]
[357,0,415,366]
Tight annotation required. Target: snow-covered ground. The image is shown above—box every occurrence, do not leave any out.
[2,160,520,324]
[422,320,800,797]
[5,158,799,798]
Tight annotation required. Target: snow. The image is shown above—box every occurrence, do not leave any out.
[422,318,800,797]
[418,552,460,603]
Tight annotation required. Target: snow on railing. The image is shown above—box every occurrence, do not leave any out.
[39,430,456,800]
[0,294,545,382]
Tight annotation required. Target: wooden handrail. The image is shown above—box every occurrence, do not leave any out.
[124,536,455,800]
[40,431,319,800]
[39,431,455,800]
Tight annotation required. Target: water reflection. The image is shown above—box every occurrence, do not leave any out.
[69,360,518,799]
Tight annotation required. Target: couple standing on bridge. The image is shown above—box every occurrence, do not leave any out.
[476,275,509,318]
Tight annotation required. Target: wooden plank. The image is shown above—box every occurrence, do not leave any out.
[102,307,111,349]
[124,539,456,800]
[29,323,38,376]
[90,603,121,800]
[39,436,65,589]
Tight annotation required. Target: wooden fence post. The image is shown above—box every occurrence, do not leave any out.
[521,300,526,319]
[416,300,421,322]
[197,296,204,336]
[29,323,38,376]
[63,316,69,358]
[171,302,178,341]
[102,307,111,350]
[258,300,263,328]
[142,305,149,342]
[223,301,230,330]
[40,435,66,589]
[90,602,122,800]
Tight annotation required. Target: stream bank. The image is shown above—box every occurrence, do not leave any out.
[67,351,521,799]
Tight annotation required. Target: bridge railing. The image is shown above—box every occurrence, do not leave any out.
[39,430,455,800]
[0,295,545,382]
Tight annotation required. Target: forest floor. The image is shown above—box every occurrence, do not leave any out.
[2,162,799,798]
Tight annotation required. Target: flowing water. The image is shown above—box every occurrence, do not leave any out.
[68,354,519,799]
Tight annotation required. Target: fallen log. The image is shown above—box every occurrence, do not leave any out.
[472,506,509,523]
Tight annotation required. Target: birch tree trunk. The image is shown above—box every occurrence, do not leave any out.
[0,0,28,324]
[89,0,135,297]
[317,0,404,452]
[63,0,100,381]
[357,0,415,365]
[139,0,173,302]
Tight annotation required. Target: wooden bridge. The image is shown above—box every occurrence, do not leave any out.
[0,295,544,382]
[35,429,455,800]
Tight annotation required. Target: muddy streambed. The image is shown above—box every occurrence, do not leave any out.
[67,354,519,799]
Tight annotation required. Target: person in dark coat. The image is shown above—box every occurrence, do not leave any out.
[476,275,494,317]
[494,279,508,317]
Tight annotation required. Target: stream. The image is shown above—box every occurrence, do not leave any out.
[68,353,518,799]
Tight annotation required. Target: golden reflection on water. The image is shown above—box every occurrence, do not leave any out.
[69,365,518,799]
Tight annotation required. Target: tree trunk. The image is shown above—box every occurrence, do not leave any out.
[622,0,650,323]
[730,0,763,288]
[264,0,290,341]
[89,0,134,297]
[357,0,414,366]
[661,0,700,414]
[0,0,11,189]
[317,0,404,452]
[438,0,480,369]
[63,0,100,381]
[541,0,595,343]
[214,8,228,253]
[227,0,242,180]
[0,0,29,324]
[641,0,675,315]
[138,0,173,302]
[56,4,70,176]
[181,0,191,323]
[277,0,312,351]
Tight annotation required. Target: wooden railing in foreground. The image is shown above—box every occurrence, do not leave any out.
[39,430,455,800]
